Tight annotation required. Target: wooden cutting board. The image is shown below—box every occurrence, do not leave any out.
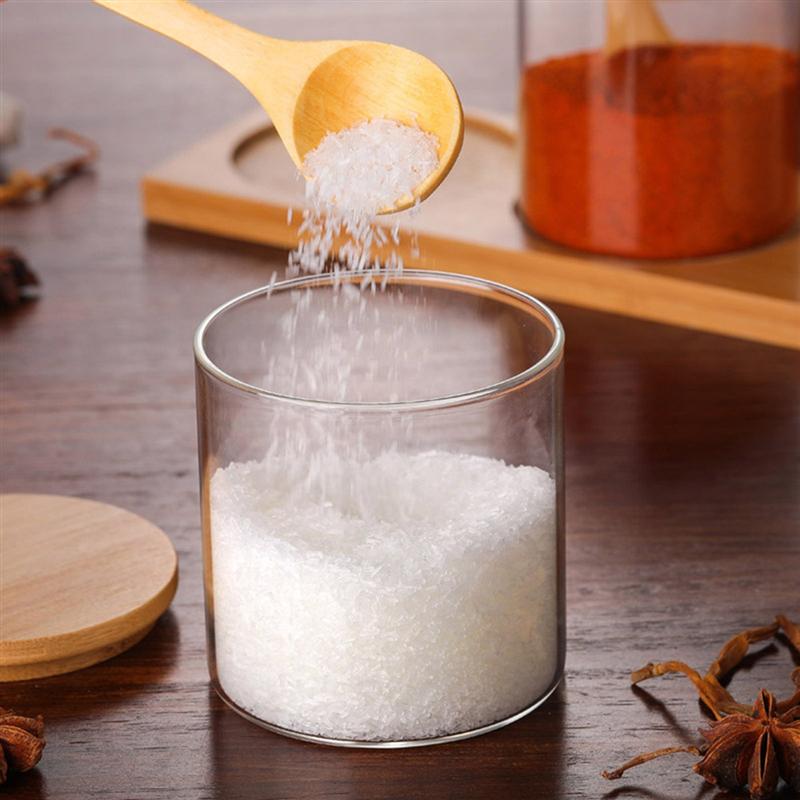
[0,494,178,681]
[142,110,800,351]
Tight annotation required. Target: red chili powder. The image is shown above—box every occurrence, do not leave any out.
[520,44,799,259]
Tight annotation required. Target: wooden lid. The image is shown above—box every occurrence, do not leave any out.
[0,494,178,681]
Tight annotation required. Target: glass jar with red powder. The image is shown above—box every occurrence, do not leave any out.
[518,0,800,259]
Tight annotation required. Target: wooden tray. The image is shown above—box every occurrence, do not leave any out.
[142,110,800,350]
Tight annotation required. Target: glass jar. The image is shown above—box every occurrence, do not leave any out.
[518,0,800,259]
[195,270,565,748]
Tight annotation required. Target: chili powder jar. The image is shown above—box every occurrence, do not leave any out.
[518,0,800,259]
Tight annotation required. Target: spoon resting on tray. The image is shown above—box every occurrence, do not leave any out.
[93,0,463,213]
[604,0,673,56]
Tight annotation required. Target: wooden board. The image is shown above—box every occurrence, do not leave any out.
[0,494,178,681]
[142,110,800,351]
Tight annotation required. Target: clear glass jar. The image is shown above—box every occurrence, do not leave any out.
[518,0,800,259]
[195,270,565,748]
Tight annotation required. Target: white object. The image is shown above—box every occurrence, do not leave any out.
[290,119,438,278]
[210,449,558,742]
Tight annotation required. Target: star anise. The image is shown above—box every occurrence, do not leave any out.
[0,248,40,309]
[0,128,98,205]
[695,688,798,797]
[603,614,800,798]
[0,707,46,784]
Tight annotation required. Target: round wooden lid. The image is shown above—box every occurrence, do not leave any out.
[0,494,178,681]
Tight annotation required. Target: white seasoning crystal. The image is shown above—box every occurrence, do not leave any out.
[211,450,558,742]
[289,119,439,279]
[304,119,438,215]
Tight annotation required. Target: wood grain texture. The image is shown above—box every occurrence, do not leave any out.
[0,494,178,681]
[1,2,798,799]
[142,110,800,350]
[94,0,463,209]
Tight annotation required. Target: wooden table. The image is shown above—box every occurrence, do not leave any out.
[2,3,798,798]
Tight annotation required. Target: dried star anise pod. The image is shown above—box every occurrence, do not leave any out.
[0,707,45,784]
[0,247,40,309]
[603,614,800,798]
[695,688,799,797]
[0,128,99,206]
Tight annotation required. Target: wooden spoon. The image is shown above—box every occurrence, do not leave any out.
[605,0,673,56]
[94,0,463,213]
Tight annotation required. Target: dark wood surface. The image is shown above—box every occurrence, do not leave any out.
[2,3,799,799]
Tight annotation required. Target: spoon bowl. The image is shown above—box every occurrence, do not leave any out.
[94,0,463,213]
[293,42,463,211]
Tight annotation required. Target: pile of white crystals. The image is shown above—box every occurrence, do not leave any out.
[289,118,438,280]
[211,451,557,742]
[207,118,559,742]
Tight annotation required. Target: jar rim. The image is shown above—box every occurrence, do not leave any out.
[193,270,564,412]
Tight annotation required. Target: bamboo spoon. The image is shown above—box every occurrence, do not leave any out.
[605,0,673,56]
[93,0,464,213]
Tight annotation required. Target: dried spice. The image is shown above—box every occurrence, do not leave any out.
[520,44,800,258]
[603,615,800,798]
[0,128,98,206]
[0,708,45,784]
[0,248,40,309]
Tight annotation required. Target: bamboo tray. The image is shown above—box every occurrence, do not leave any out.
[142,110,800,351]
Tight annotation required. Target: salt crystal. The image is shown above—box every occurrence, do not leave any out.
[289,119,439,280]
[211,450,558,742]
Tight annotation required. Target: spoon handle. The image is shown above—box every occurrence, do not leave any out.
[93,0,267,81]
[604,0,672,56]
